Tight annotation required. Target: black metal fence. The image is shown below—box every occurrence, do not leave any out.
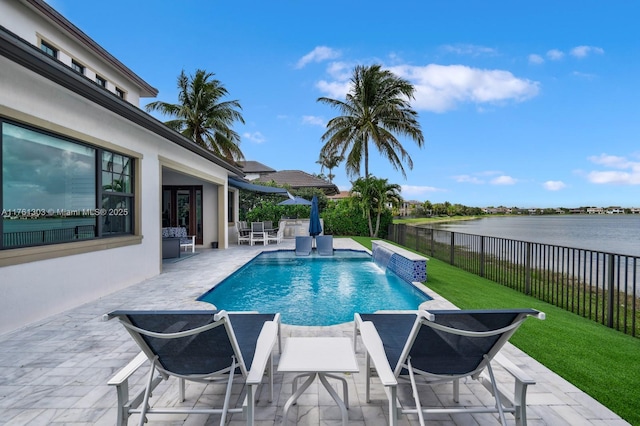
[388,223,639,337]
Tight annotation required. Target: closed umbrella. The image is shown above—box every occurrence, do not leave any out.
[308,195,322,237]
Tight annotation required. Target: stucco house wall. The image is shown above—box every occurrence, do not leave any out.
[0,1,240,334]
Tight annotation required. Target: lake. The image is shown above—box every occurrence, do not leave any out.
[424,215,640,257]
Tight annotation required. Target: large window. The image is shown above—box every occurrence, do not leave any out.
[1,120,135,249]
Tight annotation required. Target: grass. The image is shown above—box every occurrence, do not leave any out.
[349,236,640,425]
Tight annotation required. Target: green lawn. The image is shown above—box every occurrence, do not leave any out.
[349,236,640,425]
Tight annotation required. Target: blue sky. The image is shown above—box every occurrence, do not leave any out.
[49,1,640,208]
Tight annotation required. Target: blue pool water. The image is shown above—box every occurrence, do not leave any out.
[198,250,431,326]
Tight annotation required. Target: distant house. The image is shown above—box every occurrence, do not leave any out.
[606,208,625,214]
[237,160,276,181]
[327,190,351,201]
[255,170,339,195]
[397,200,422,216]
[587,207,605,214]
[483,207,513,215]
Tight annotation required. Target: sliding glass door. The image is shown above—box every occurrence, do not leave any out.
[162,186,203,244]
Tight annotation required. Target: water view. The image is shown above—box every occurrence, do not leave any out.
[427,215,640,257]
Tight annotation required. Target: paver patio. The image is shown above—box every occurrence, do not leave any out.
[0,238,629,425]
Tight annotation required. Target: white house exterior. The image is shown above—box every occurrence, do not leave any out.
[0,0,244,334]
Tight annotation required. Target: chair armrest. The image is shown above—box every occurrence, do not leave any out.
[493,352,535,385]
[108,352,148,386]
[360,321,397,387]
[246,321,279,385]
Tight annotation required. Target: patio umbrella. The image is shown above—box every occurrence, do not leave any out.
[278,196,312,206]
[308,195,322,237]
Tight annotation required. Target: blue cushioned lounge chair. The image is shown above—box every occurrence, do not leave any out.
[355,309,544,426]
[295,236,312,256]
[315,235,333,256]
[106,310,281,426]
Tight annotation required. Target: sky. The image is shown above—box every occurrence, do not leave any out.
[48,0,640,208]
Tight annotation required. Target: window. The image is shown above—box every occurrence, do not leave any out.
[95,75,107,88]
[115,87,125,99]
[71,59,85,75]
[101,151,134,235]
[40,40,58,58]
[1,120,135,249]
[228,190,235,222]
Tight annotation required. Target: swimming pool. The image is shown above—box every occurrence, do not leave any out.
[198,250,431,326]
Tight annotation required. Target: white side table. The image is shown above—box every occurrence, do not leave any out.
[278,337,359,425]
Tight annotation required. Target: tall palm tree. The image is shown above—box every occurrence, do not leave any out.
[145,69,245,162]
[317,64,424,178]
[316,150,343,183]
[351,176,402,237]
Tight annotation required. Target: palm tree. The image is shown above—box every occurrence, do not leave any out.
[351,176,402,237]
[145,69,245,162]
[316,150,343,183]
[317,64,424,179]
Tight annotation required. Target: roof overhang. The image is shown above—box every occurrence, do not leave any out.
[228,177,291,196]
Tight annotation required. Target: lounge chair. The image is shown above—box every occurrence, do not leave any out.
[316,235,333,256]
[106,310,281,426]
[236,222,251,245]
[295,235,312,256]
[354,309,544,426]
[250,222,266,246]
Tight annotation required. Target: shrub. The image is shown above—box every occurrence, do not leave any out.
[323,199,393,237]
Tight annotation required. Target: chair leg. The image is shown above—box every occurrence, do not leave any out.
[220,357,236,426]
[406,357,426,426]
[484,360,508,426]
[138,360,157,426]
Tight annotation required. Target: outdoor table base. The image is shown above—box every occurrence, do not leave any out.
[278,337,359,426]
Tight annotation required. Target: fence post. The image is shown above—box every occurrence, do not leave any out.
[480,236,485,278]
[450,232,455,265]
[607,254,614,329]
[430,228,434,257]
[525,242,532,295]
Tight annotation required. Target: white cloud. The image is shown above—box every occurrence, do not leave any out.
[387,64,540,113]
[296,46,341,69]
[572,71,597,80]
[528,54,544,64]
[400,185,445,197]
[586,153,640,184]
[453,174,484,184]
[543,180,566,191]
[570,45,604,58]
[441,44,498,56]
[316,79,351,99]
[546,49,565,60]
[301,115,325,126]
[326,61,353,80]
[242,131,266,144]
[491,175,517,185]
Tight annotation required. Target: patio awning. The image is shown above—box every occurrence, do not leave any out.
[228,176,291,196]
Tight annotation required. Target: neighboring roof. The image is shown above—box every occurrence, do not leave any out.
[0,25,244,177]
[237,161,276,174]
[228,177,289,195]
[328,190,351,200]
[256,170,339,195]
[21,0,158,98]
